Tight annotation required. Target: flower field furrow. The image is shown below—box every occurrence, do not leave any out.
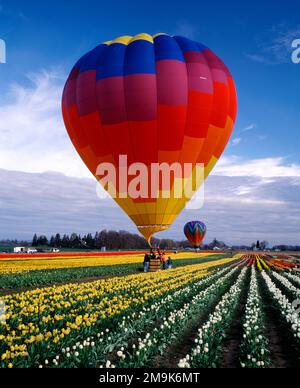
[0,258,234,367]
[261,271,300,341]
[282,271,300,287]
[239,266,270,368]
[271,271,300,299]
[178,267,248,368]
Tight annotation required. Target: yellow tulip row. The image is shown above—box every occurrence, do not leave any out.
[0,257,234,367]
[0,252,217,275]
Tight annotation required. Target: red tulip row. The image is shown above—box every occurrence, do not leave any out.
[239,254,297,270]
[0,251,144,259]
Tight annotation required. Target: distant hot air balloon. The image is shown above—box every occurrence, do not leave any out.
[62,33,237,245]
[184,221,207,248]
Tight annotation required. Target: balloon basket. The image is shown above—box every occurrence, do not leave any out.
[149,259,161,272]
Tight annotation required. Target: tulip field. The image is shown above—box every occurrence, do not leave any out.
[0,252,300,368]
[0,251,222,290]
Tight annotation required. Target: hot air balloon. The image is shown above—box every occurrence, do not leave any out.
[184,221,207,249]
[62,33,237,245]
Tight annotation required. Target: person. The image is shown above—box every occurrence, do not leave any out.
[167,257,173,269]
[160,251,167,270]
[149,248,156,260]
[143,253,150,272]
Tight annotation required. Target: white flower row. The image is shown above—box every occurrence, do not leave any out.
[283,271,300,287]
[240,266,269,368]
[261,271,300,340]
[178,267,248,368]
[272,271,300,299]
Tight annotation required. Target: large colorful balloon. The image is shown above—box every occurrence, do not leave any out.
[62,33,237,244]
[184,221,207,248]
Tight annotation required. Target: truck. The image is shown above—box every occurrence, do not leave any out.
[13,247,37,254]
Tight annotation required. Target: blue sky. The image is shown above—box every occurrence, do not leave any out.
[0,0,300,244]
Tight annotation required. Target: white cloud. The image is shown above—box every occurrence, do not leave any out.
[230,137,242,146]
[0,69,92,178]
[228,123,258,147]
[214,156,300,178]
[247,23,300,65]
[206,195,285,206]
[240,123,256,133]
[235,185,254,196]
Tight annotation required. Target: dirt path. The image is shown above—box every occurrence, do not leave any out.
[218,277,249,368]
[152,306,216,368]
[259,275,300,368]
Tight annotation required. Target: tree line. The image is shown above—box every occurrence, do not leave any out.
[1,234,299,251]
[30,232,229,251]
[31,231,150,250]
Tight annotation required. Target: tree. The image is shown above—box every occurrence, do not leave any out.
[84,233,94,248]
[260,241,269,251]
[208,238,227,250]
[70,233,81,248]
[95,230,108,249]
[54,233,62,247]
[61,234,70,248]
[159,239,174,250]
[37,235,48,246]
[49,236,55,247]
[31,234,38,247]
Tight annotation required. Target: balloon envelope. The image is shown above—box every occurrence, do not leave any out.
[62,33,237,243]
[184,221,207,248]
